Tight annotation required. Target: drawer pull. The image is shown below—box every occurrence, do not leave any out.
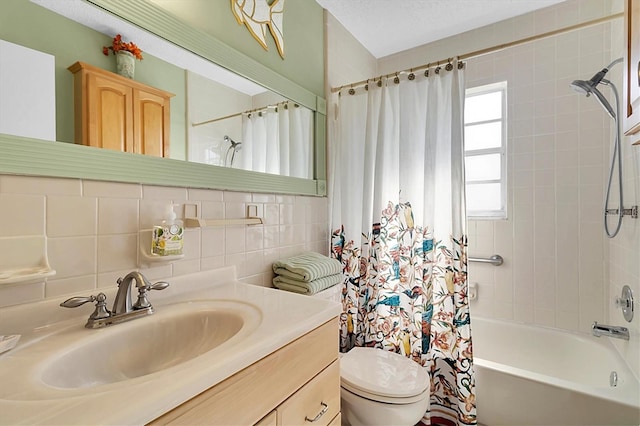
[304,402,328,423]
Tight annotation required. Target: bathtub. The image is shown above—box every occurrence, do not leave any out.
[472,317,640,426]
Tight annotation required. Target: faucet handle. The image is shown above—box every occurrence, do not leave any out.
[132,280,170,310]
[149,281,170,291]
[60,292,111,320]
[60,294,98,308]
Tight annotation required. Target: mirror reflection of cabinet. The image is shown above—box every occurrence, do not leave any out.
[624,0,640,138]
[68,61,174,157]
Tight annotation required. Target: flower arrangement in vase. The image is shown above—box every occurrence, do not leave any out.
[102,34,143,79]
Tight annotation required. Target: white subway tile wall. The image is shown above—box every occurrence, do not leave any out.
[465,18,617,332]
[462,2,639,380]
[0,175,329,308]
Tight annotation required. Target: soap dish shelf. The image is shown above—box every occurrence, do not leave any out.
[0,267,56,285]
[138,229,184,267]
[0,236,56,285]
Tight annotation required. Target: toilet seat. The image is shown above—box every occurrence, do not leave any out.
[340,347,430,404]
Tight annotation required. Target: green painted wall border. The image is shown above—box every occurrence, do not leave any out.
[0,134,318,194]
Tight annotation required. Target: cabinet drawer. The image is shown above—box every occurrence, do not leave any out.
[277,360,340,426]
[149,318,339,426]
[255,410,277,426]
[328,412,341,426]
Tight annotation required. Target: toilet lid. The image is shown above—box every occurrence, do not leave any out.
[340,347,429,399]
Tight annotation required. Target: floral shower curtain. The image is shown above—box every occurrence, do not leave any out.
[329,60,476,426]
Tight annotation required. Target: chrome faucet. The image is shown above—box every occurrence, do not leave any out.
[61,271,169,328]
[113,271,169,315]
[592,321,630,340]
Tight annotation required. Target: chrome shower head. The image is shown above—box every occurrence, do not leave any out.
[569,78,594,96]
[224,135,242,151]
[570,58,623,119]
[570,78,616,119]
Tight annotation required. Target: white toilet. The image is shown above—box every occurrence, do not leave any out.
[339,347,431,426]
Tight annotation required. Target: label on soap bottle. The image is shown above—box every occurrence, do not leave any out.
[151,224,183,256]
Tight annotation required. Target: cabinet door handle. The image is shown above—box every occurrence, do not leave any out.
[304,402,328,423]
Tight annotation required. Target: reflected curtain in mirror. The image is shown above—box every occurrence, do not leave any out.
[188,70,313,178]
[238,102,312,178]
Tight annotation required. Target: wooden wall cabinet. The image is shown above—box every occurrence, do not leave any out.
[149,317,341,426]
[68,61,174,157]
[623,0,640,139]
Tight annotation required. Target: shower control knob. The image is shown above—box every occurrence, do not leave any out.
[615,297,630,309]
[615,285,634,323]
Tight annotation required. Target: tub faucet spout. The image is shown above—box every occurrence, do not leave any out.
[592,321,629,340]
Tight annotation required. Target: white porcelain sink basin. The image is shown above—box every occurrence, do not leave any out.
[0,267,342,425]
[0,299,261,399]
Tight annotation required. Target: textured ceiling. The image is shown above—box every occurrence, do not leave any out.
[316,0,566,58]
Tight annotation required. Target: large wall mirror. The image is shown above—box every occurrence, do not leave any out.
[0,0,326,196]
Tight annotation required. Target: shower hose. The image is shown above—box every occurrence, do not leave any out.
[602,79,623,238]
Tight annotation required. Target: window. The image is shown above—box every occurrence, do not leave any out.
[464,82,507,219]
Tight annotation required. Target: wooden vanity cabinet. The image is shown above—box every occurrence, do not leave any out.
[68,61,174,157]
[624,0,640,137]
[149,317,341,426]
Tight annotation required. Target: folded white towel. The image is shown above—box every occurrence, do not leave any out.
[272,251,342,282]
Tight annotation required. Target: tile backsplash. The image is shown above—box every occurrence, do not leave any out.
[0,174,329,308]
[461,11,619,333]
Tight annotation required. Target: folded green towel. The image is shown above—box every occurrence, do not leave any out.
[273,273,342,295]
[272,252,342,282]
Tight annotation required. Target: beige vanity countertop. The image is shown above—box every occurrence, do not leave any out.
[0,266,342,425]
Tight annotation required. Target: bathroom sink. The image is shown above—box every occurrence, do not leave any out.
[0,267,342,425]
[0,300,261,398]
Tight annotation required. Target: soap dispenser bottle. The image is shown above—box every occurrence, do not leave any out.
[151,203,184,256]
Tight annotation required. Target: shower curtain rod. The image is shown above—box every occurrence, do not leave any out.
[192,101,299,127]
[331,13,623,93]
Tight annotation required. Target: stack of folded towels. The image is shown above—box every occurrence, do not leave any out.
[272,251,343,295]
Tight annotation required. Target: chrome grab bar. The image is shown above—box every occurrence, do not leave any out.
[469,254,504,266]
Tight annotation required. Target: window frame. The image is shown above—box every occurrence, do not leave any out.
[464,81,508,220]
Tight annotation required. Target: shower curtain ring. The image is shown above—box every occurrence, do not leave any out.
[424,64,430,77]
[394,72,400,84]
[446,58,453,71]
[408,68,415,80]
[349,84,355,95]
[435,61,441,74]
